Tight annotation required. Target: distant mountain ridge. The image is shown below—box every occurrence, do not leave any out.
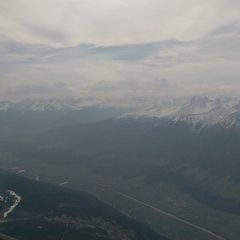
[1,96,240,128]
[125,96,240,128]
[0,98,99,112]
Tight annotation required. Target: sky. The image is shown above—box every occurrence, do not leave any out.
[0,0,240,101]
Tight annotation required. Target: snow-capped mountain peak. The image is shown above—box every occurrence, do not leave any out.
[126,96,240,128]
[1,96,240,128]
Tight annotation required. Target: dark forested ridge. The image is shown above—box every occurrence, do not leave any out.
[0,170,169,240]
[40,118,240,178]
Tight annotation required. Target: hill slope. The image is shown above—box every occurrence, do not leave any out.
[0,170,169,240]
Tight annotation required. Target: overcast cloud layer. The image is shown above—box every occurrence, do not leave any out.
[0,0,240,101]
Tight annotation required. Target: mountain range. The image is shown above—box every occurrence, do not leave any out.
[1,96,240,240]
[1,96,240,128]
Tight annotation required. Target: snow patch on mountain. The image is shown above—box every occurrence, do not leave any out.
[0,98,100,112]
[126,96,240,128]
[2,96,240,128]
[3,190,22,219]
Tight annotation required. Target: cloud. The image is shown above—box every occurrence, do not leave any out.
[0,0,240,46]
[6,82,70,97]
[0,1,240,101]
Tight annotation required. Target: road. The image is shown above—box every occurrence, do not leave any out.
[112,190,227,240]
